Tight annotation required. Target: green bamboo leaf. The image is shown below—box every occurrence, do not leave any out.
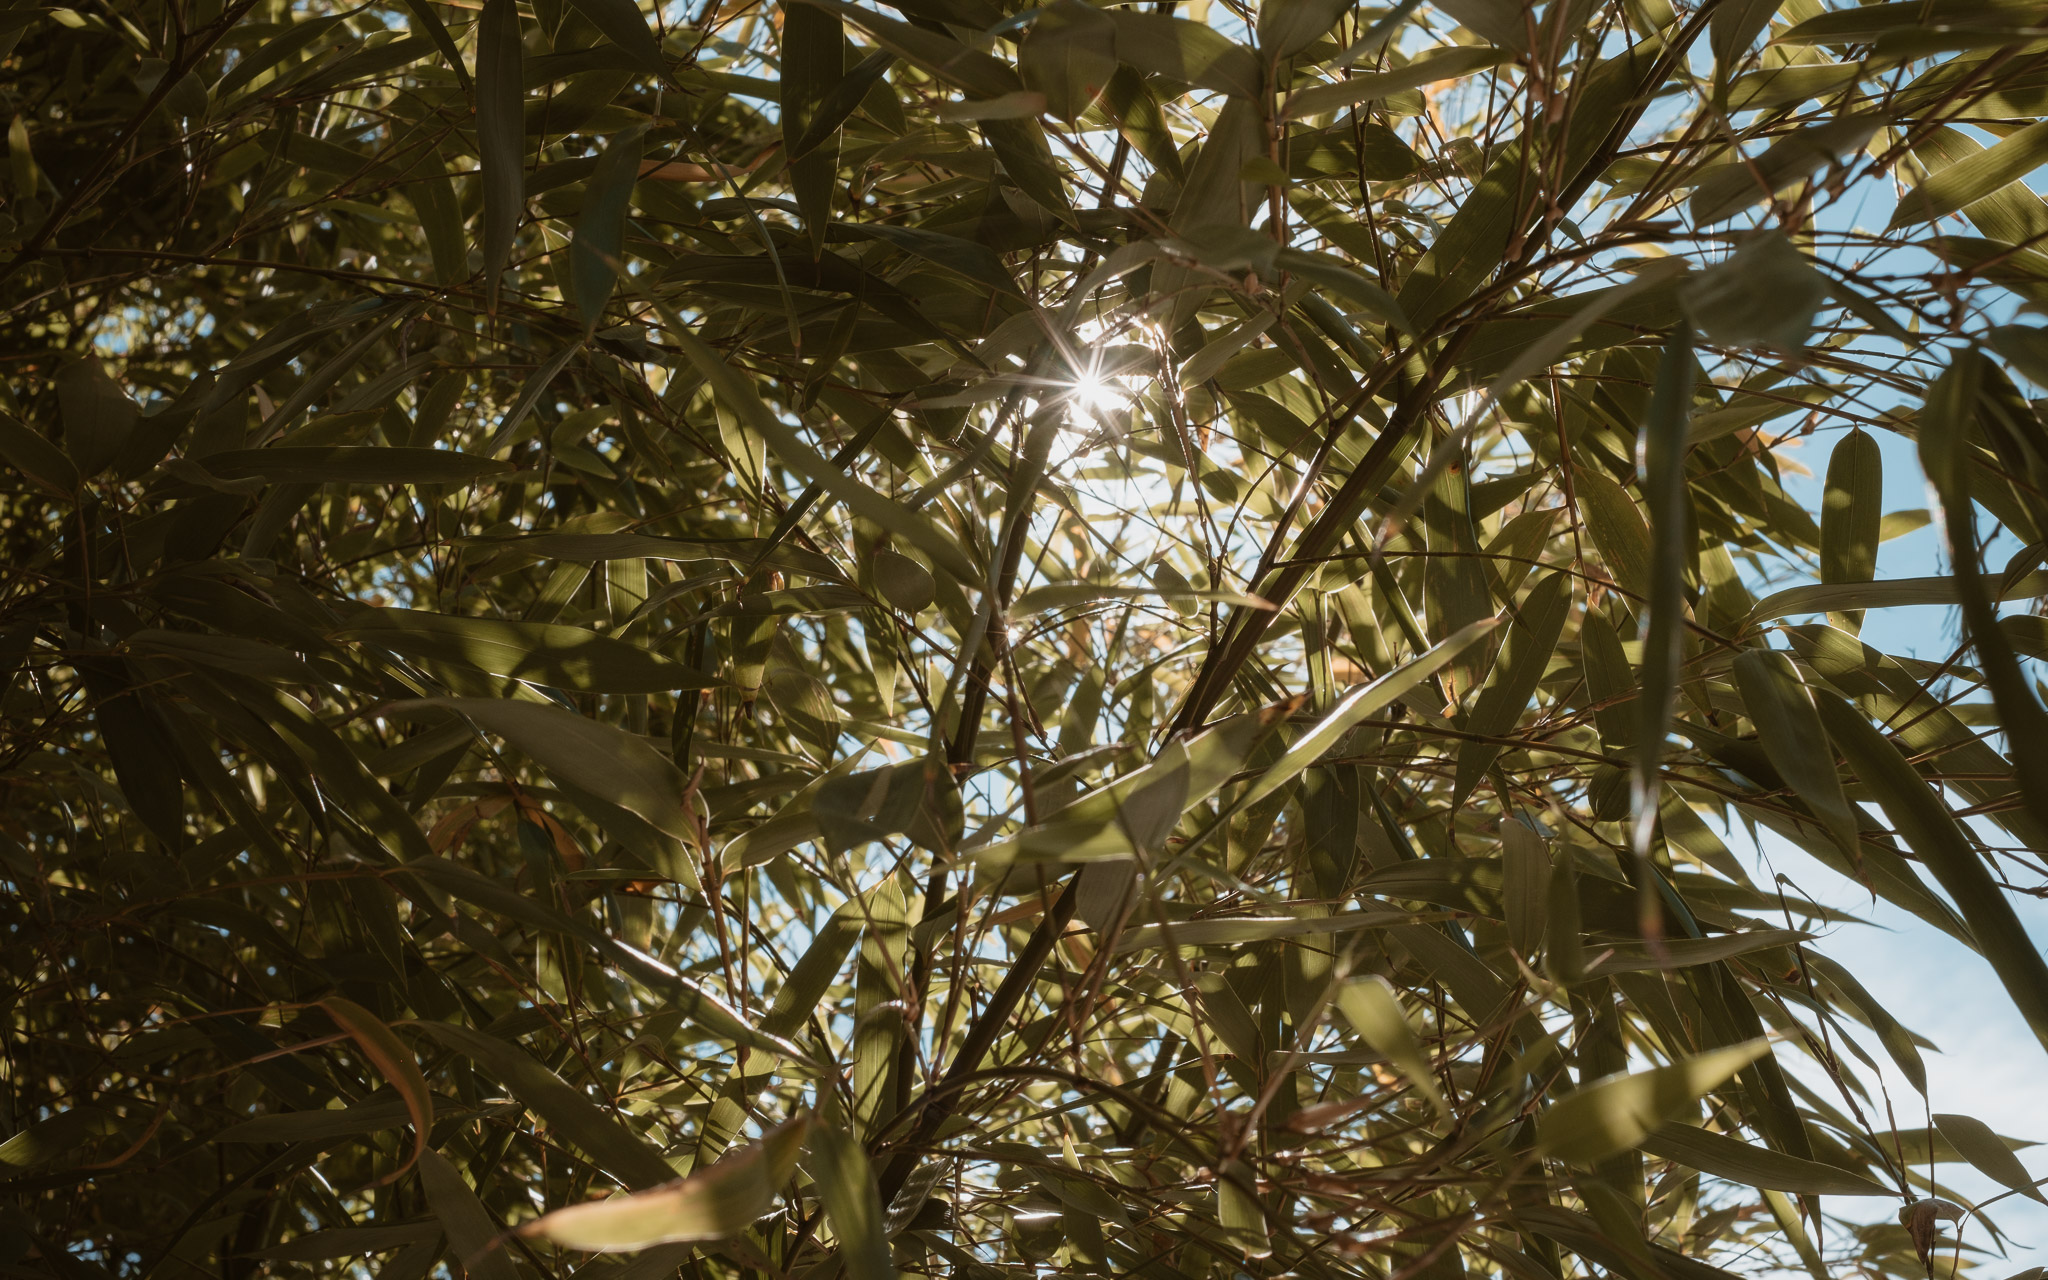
[1579,606,1636,750]
[476,0,525,314]
[1892,121,2048,227]
[1917,349,2048,838]
[1111,906,1410,951]
[390,696,692,844]
[57,357,138,476]
[1242,615,1500,808]
[0,1107,119,1171]
[762,901,862,1039]
[1803,952,1927,1094]
[781,0,843,240]
[788,50,893,161]
[564,0,666,76]
[0,412,79,495]
[1544,851,1583,984]
[669,327,983,587]
[406,173,469,285]
[1630,327,1695,860]
[1335,975,1449,1118]
[807,1120,897,1280]
[1098,64,1183,180]
[1747,570,2048,625]
[1455,571,1572,801]
[1679,233,1828,349]
[1257,0,1349,57]
[419,1151,521,1280]
[200,446,511,485]
[1216,1157,1270,1258]
[90,678,186,849]
[977,701,1295,867]
[1641,1123,1892,1196]
[1934,1112,2047,1205]
[571,127,645,332]
[1816,690,2048,1059]
[858,224,1025,300]
[215,1097,438,1145]
[1731,649,1859,855]
[417,1022,679,1188]
[1019,0,1117,123]
[987,116,1081,217]
[1820,429,1881,629]
[1710,0,1784,66]
[797,0,1020,96]
[521,1115,813,1249]
[1688,119,1880,226]
[1502,817,1549,957]
[1777,0,2034,43]
[1283,46,1504,121]
[1012,581,1274,617]
[252,1224,442,1261]
[1988,324,2048,386]
[399,0,471,88]
[1582,927,1812,976]
[338,609,714,692]
[1539,1041,1771,1165]
[2005,613,2048,660]
[871,550,937,614]
[1105,10,1261,99]
[1574,468,1652,603]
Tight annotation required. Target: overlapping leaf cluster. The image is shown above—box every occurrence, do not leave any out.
[7,0,2048,1276]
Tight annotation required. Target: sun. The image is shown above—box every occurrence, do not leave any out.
[1071,367,1129,419]
[1053,315,1159,446]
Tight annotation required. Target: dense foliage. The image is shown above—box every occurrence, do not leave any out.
[10,0,2048,1275]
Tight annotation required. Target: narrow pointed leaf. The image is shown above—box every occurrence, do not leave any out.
[1540,1041,1771,1165]
[521,1115,813,1249]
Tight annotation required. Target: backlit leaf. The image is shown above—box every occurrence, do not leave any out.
[521,1115,813,1249]
[1540,1042,1771,1165]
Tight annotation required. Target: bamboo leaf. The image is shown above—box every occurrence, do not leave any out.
[316,998,432,1186]
[572,127,646,332]
[1731,649,1859,855]
[521,1115,813,1249]
[1335,975,1449,1118]
[390,697,693,844]
[565,0,666,76]
[1502,817,1549,957]
[418,1021,679,1188]
[807,1120,896,1280]
[1817,690,2048,1060]
[1540,1042,1771,1165]
[419,1151,521,1280]
[1892,121,2048,227]
[1934,1113,2048,1205]
[476,0,526,314]
[338,609,715,692]
[1820,429,1881,629]
[1630,328,1695,861]
[200,446,511,485]
[1283,46,1504,120]
[669,327,983,587]
[1455,571,1571,801]
[1642,1123,1892,1196]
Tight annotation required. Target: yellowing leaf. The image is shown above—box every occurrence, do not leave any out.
[521,1115,812,1250]
[316,998,432,1186]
